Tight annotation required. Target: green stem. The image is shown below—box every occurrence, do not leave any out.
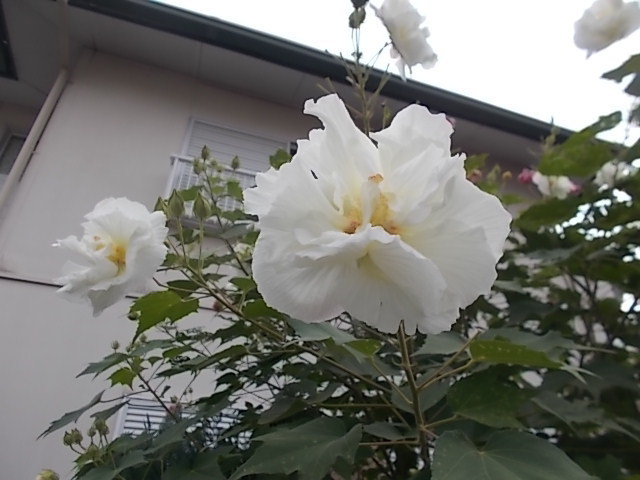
[397,324,430,473]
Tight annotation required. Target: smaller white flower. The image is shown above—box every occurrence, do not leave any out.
[532,172,580,199]
[574,0,640,56]
[594,160,636,187]
[372,0,437,80]
[54,197,168,316]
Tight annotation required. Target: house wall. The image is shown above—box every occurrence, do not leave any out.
[0,49,318,479]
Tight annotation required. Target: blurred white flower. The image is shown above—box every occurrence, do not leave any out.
[594,160,636,187]
[245,94,511,335]
[532,172,580,199]
[574,0,640,56]
[54,197,168,316]
[372,0,437,80]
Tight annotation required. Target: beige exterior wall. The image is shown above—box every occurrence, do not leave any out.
[0,50,318,479]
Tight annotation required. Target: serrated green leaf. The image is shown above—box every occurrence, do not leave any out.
[432,431,595,480]
[392,380,449,414]
[90,402,127,422]
[229,417,362,480]
[469,339,562,368]
[109,368,136,388]
[39,391,104,438]
[603,54,640,83]
[77,353,128,378]
[130,291,198,339]
[447,371,530,428]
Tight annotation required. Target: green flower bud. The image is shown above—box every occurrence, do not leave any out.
[87,426,97,437]
[62,431,73,446]
[230,155,240,170]
[110,340,120,351]
[69,428,83,445]
[36,469,60,480]
[94,418,109,436]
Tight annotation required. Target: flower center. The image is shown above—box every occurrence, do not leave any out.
[106,243,127,274]
[341,174,400,235]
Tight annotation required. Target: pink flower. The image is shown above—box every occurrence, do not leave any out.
[518,168,534,184]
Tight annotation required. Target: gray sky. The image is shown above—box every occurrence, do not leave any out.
[155,0,639,142]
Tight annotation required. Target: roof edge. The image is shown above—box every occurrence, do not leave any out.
[65,0,571,142]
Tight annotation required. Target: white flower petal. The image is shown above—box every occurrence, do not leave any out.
[54,197,168,315]
[574,0,640,55]
[246,94,511,334]
[373,0,438,79]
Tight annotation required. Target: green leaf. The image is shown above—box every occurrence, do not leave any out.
[432,431,595,480]
[538,112,620,176]
[39,391,104,438]
[109,368,136,388]
[80,451,146,480]
[229,417,362,480]
[480,328,577,356]
[469,339,562,368]
[90,402,127,422]
[288,318,355,344]
[363,422,405,440]
[77,353,128,378]
[346,339,382,357]
[392,380,449,414]
[532,392,603,427]
[415,332,466,355]
[447,371,530,428]
[130,291,198,339]
[269,148,292,169]
[163,451,226,480]
[243,298,281,319]
[516,197,581,231]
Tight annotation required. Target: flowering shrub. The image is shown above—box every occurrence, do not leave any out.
[44,1,640,479]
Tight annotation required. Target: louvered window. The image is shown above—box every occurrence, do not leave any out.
[114,396,249,448]
[165,121,289,226]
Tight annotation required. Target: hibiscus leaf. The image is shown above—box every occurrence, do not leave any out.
[469,339,562,368]
[109,367,136,388]
[77,352,128,378]
[162,451,226,480]
[447,370,530,428]
[415,332,466,355]
[288,318,355,344]
[538,112,621,176]
[39,391,104,438]
[130,291,198,339]
[516,197,582,231]
[229,417,362,480]
[603,54,640,83]
[432,431,595,480]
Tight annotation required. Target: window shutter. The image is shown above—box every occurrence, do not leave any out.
[186,121,287,172]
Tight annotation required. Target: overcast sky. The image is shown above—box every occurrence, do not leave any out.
[155,0,639,142]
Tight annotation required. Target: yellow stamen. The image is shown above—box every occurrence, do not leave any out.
[107,244,127,274]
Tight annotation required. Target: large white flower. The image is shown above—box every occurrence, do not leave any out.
[574,0,640,56]
[245,94,511,335]
[594,160,636,187]
[532,172,579,199]
[54,197,168,316]
[372,0,437,80]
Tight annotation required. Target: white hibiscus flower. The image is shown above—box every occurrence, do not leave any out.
[54,197,168,315]
[574,0,640,56]
[245,94,511,335]
[372,0,437,80]
[532,172,580,199]
[594,160,636,187]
